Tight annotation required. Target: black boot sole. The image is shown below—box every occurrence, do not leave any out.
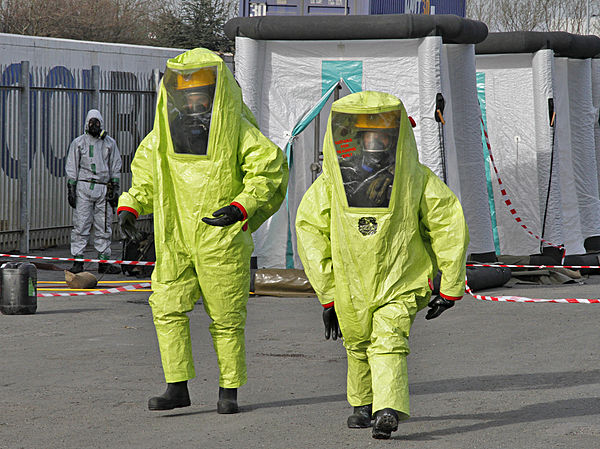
[217,399,239,414]
[372,414,398,439]
[98,265,121,274]
[148,397,191,411]
[347,415,372,428]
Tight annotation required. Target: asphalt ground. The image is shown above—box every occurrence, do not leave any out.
[1,242,599,449]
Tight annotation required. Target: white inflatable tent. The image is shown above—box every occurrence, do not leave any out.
[225,14,494,268]
[591,55,600,208]
[475,32,600,258]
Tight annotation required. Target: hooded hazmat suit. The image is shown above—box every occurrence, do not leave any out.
[117,48,288,387]
[66,109,121,259]
[295,91,468,417]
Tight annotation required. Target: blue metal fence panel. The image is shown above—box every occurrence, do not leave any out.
[400,0,465,16]
[306,0,369,15]
[239,0,465,16]
[369,0,403,14]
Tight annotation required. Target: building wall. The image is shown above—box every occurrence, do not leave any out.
[239,0,466,17]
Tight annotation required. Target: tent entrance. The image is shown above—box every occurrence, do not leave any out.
[285,78,354,184]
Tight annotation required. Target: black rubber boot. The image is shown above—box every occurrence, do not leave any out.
[148,381,191,411]
[97,254,121,274]
[69,260,84,274]
[98,263,121,274]
[347,404,372,428]
[217,387,239,414]
[372,408,399,439]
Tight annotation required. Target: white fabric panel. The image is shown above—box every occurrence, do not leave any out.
[438,45,461,196]
[532,50,563,249]
[567,58,600,241]
[592,59,600,195]
[553,58,585,255]
[476,54,541,255]
[445,44,495,255]
[235,37,289,268]
[417,37,445,178]
[234,37,266,122]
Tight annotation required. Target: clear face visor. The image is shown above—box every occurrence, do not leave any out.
[182,90,213,115]
[361,130,395,153]
[331,110,401,208]
[164,66,217,155]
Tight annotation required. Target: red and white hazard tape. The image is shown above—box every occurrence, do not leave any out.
[38,282,151,297]
[480,117,564,252]
[0,253,154,266]
[467,263,600,269]
[466,284,600,304]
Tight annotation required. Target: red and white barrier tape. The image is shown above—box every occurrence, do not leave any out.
[480,117,564,252]
[38,282,151,297]
[0,253,154,266]
[467,263,600,269]
[466,284,600,304]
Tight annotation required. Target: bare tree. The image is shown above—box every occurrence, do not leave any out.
[466,0,600,34]
[494,0,544,32]
[0,0,163,45]
[149,0,237,52]
[466,1,501,32]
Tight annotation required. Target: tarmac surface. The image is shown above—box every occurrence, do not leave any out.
[1,242,599,448]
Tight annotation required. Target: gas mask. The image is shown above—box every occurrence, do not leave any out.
[360,130,396,171]
[88,118,103,138]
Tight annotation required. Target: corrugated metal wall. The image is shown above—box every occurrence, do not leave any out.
[239,0,466,16]
[369,0,403,14]
[240,0,368,16]
[0,63,157,251]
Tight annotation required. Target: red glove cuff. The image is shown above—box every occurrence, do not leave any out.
[117,206,139,218]
[230,202,248,220]
[322,301,334,308]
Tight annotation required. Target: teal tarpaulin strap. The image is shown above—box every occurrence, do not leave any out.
[476,72,500,255]
[284,81,341,167]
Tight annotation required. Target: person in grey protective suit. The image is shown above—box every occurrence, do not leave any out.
[65,109,122,274]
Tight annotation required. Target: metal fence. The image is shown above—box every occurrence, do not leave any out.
[0,61,158,252]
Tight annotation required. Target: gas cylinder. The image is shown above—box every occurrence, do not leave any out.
[0,262,37,315]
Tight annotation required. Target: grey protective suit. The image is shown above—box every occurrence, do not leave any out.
[65,109,122,258]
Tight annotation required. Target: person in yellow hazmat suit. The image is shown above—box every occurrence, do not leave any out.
[117,48,288,413]
[295,91,469,439]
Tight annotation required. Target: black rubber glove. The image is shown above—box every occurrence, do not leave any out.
[118,210,142,242]
[202,205,244,227]
[67,183,77,209]
[323,305,342,340]
[106,182,120,209]
[425,295,455,320]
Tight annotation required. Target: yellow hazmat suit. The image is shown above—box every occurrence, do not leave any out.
[295,91,468,416]
[118,48,288,387]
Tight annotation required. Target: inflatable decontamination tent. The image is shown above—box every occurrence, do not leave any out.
[592,55,600,202]
[475,32,600,257]
[225,14,495,268]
